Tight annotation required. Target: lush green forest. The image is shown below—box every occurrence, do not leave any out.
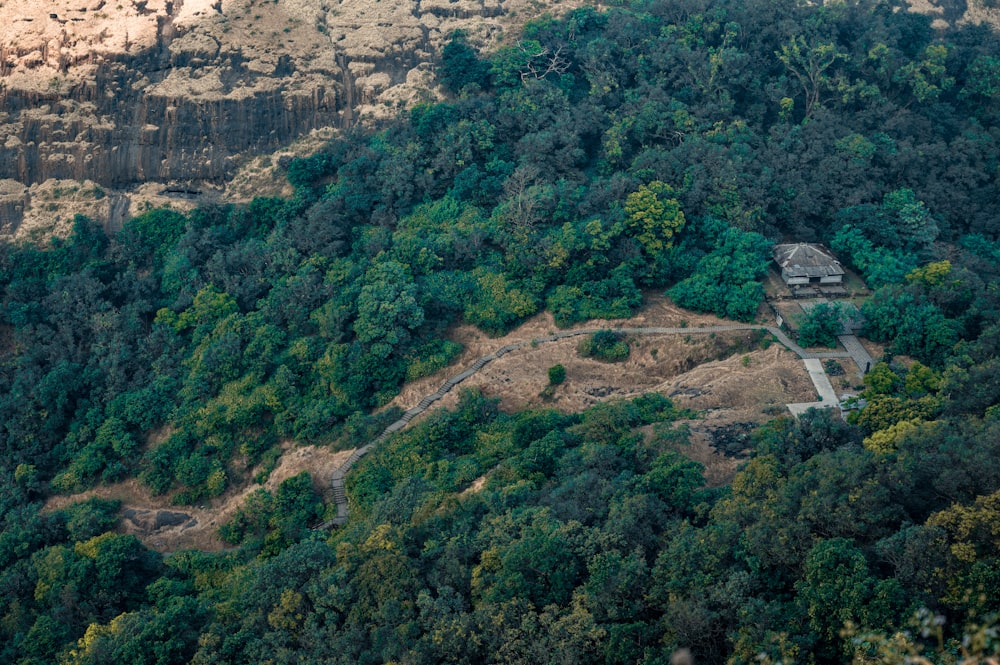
[2,0,1000,661]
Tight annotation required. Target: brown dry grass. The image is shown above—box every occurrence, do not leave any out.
[392,293,753,408]
[392,293,812,421]
[459,474,490,497]
[47,293,825,552]
[44,444,354,553]
[390,293,817,485]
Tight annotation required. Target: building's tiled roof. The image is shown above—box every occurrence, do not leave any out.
[773,243,845,277]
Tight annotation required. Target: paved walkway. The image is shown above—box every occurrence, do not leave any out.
[837,334,875,375]
[787,358,840,416]
[316,323,861,529]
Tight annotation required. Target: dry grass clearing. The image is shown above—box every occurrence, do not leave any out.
[48,294,823,552]
[44,444,354,553]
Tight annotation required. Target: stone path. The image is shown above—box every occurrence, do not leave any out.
[837,334,875,375]
[787,358,840,416]
[316,323,863,529]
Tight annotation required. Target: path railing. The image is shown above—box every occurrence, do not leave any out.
[315,324,857,529]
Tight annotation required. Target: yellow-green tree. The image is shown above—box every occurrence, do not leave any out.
[624,181,686,257]
[906,260,952,287]
[776,36,846,119]
[927,489,1000,564]
[863,418,939,455]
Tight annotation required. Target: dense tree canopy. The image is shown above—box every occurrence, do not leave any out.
[2,0,1000,662]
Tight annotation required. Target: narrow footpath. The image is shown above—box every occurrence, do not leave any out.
[317,324,868,528]
[787,358,840,416]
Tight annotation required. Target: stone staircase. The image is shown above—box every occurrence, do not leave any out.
[316,322,867,529]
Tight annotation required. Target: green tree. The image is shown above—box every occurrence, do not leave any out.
[57,499,122,542]
[861,288,958,366]
[624,181,687,257]
[353,260,425,346]
[830,225,918,288]
[797,538,905,658]
[463,269,539,335]
[61,596,208,665]
[796,302,843,348]
[439,33,492,93]
[157,285,239,342]
[545,271,642,327]
[895,44,954,104]
[669,222,772,322]
[116,207,187,265]
[641,450,705,511]
[881,189,939,252]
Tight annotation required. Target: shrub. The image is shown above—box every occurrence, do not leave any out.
[578,330,630,362]
[548,364,566,385]
[797,302,843,348]
[824,359,846,376]
[405,339,463,382]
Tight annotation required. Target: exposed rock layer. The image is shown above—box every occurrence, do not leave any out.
[0,0,583,235]
[4,0,991,237]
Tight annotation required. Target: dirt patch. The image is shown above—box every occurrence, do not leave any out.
[43,444,354,553]
[824,358,865,394]
[860,337,888,364]
[636,419,743,489]
[676,424,744,488]
[44,294,813,552]
[772,300,806,334]
[655,344,814,420]
[144,425,175,450]
[9,179,115,242]
[459,474,490,497]
[224,128,337,203]
[391,293,760,410]
[701,421,757,458]
[390,293,813,448]
[762,267,793,300]
[397,329,777,417]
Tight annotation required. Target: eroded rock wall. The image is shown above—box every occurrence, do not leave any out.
[1,70,339,187]
[0,0,584,236]
[0,0,344,191]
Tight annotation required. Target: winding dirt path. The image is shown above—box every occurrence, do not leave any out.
[45,443,354,552]
[47,306,859,546]
[318,323,857,528]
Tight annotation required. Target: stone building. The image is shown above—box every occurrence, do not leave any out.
[772,243,845,287]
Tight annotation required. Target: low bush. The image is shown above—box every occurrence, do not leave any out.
[578,330,630,362]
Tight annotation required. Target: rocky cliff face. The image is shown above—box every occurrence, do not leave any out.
[5,0,988,239]
[2,1,336,187]
[0,0,582,237]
